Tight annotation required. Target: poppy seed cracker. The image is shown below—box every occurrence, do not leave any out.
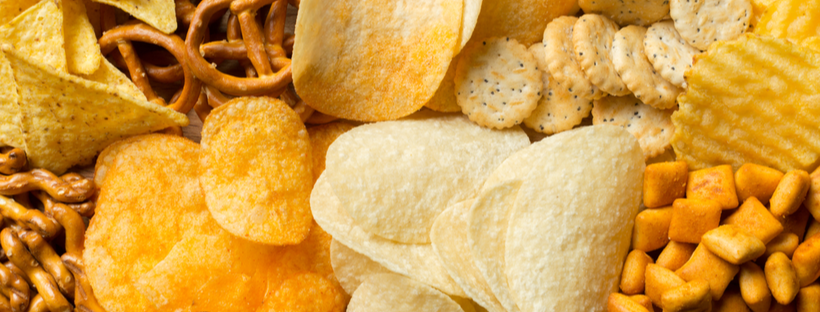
[454,37,541,129]
[670,0,752,50]
[543,16,605,101]
[572,14,631,96]
[579,0,670,26]
[612,25,682,110]
[592,95,675,160]
[524,44,593,135]
[644,21,701,88]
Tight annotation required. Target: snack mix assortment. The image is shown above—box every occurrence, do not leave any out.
[0,0,819,310]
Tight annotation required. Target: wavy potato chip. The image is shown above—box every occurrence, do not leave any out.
[325,114,529,243]
[293,0,462,121]
[755,0,820,45]
[672,34,820,172]
[0,0,66,72]
[348,273,463,312]
[470,0,579,45]
[330,239,393,295]
[200,97,313,245]
[308,122,355,183]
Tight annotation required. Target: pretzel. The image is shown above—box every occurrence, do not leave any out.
[0,228,70,312]
[25,294,46,312]
[0,263,29,312]
[32,189,94,219]
[18,231,73,297]
[0,196,61,239]
[98,21,202,115]
[0,148,26,175]
[280,88,314,122]
[0,169,93,203]
[48,204,103,312]
[186,0,292,96]
[4,264,28,287]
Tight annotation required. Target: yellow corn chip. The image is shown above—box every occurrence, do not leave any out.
[94,0,176,34]
[61,0,101,75]
[0,0,66,72]
[1,47,188,174]
[755,0,820,45]
[79,57,147,101]
[0,0,38,25]
[672,34,820,172]
[0,49,23,150]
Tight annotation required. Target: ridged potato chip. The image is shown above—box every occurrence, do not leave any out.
[470,0,579,45]
[755,0,820,45]
[293,0,462,121]
[348,273,463,312]
[672,34,820,172]
[325,114,529,244]
[200,96,313,245]
[330,239,393,296]
[308,122,355,183]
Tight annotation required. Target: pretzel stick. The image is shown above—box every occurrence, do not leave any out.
[0,264,29,312]
[24,295,45,312]
[0,170,94,203]
[18,231,74,297]
[0,149,25,175]
[0,229,70,312]
[51,204,104,312]
[0,196,61,239]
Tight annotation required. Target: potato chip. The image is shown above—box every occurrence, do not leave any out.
[308,122,355,183]
[425,61,462,113]
[324,114,529,243]
[671,34,820,172]
[79,57,147,102]
[330,239,393,295]
[504,125,644,312]
[755,0,820,45]
[1,47,188,174]
[310,175,466,297]
[0,0,38,25]
[258,272,346,312]
[200,96,313,245]
[293,0,462,121]
[93,134,152,191]
[94,0,176,34]
[750,0,778,27]
[348,273,463,312]
[0,0,67,72]
[578,0,669,26]
[84,135,280,312]
[452,297,479,312]
[469,0,579,45]
[459,0,482,50]
[0,47,23,150]
[272,221,346,303]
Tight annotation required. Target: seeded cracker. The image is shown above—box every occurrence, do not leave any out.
[670,0,752,50]
[544,16,605,101]
[612,26,681,110]
[592,95,675,159]
[455,37,541,129]
[644,21,700,88]
[578,0,669,26]
[524,43,592,134]
[573,14,630,96]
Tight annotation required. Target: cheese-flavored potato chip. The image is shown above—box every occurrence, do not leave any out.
[258,272,346,312]
[672,34,820,172]
[330,240,393,295]
[200,96,313,245]
[325,114,529,243]
[93,135,152,191]
[348,273,463,312]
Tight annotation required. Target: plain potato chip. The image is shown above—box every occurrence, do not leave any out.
[0,47,23,150]
[325,114,529,243]
[1,47,188,174]
[61,0,101,75]
[293,0,462,121]
[330,239,393,295]
[470,0,579,45]
[308,122,355,183]
[258,272,346,312]
[347,273,463,312]
[755,0,820,45]
[200,96,313,245]
[672,34,820,172]
[505,125,644,312]
[0,0,38,25]
[94,0,176,34]
[0,0,67,72]
[310,175,466,297]
[459,0,482,50]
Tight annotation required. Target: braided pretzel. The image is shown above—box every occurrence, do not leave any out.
[50,204,104,312]
[186,0,292,96]
[33,192,94,219]
[0,196,61,239]
[0,170,93,203]
[0,149,25,175]
[18,231,74,297]
[0,264,29,312]
[0,228,70,312]
[4,264,27,287]
[26,294,46,312]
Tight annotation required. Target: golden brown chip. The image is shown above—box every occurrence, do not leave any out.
[424,60,462,113]
[755,0,820,45]
[470,0,579,45]
[671,34,820,172]
[259,272,346,312]
[308,122,355,183]
[200,96,313,245]
[93,135,153,190]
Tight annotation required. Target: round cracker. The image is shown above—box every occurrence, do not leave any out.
[670,0,752,50]
[644,21,701,88]
[455,37,541,129]
[200,97,313,245]
[612,25,682,110]
[524,43,593,134]
[543,16,606,100]
[293,0,462,121]
[572,14,631,96]
[578,0,669,26]
[592,94,676,159]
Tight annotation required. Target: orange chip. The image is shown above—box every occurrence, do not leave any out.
[308,122,355,183]
[93,134,153,191]
[200,96,313,245]
[259,272,346,312]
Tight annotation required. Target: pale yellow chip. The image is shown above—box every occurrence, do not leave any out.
[0,0,38,25]
[310,175,466,297]
[459,0,482,50]
[324,114,529,243]
[307,122,355,183]
[0,50,23,150]
[432,200,505,312]
[1,47,188,174]
[79,57,147,101]
[200,96,313,245]
[755,0,820,45]
[424,60,462,113]
[293,0,462,121]
[348,273,463,312]
[94,0,176,34]
[329,239,393,296]
[0,0,67,72]
[672,34,820,172]
[504,125,643,312]
[470,0,579,45]
[61,0,101,75]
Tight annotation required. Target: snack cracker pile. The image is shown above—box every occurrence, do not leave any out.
[0,0,818,310]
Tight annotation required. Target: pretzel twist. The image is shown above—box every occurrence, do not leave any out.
[25,294,46,312]
[0,264,29,312]
[186,0,292,96]
[50,204,104,312]
[18,231,74,297]
[0,229,70,312]
[0,196,61,239]
[4,264,28,287]
[0,149,25,175]
[0,170,93,203]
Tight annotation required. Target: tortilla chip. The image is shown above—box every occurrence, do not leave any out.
[0,51,23,150]
[79,57,147,101]
[94,0,176,34]
[0,0,39,25]
[1,47,188,174]
[0,0,67,72]
[61,0,101,75]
